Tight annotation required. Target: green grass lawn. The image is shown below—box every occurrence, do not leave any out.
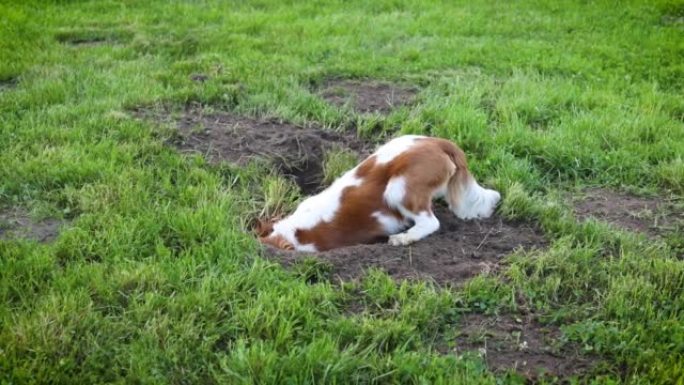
[1,0,683,383]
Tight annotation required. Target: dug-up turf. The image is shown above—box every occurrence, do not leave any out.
[318,79,417,114]
[153,105,374,194]
[265,204,546,286]
[0,207,64,243]
[447,312,594,380]
[573,188,683,238]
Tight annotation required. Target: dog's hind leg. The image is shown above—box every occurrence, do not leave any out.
[383,170,445,246]
[388,207,440,246]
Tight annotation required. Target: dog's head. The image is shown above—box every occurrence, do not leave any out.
[253,218,295,251]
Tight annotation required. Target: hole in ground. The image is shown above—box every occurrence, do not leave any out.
[138,105,374,194]
[0,207,66,243]
[318,78,418,115]
[264,205,547,286]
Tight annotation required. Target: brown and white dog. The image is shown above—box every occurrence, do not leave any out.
[257,135,501,252]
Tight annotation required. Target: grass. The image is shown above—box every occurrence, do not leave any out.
[322,147,360,185]
[258,171,302,220]
[1,0,683,383]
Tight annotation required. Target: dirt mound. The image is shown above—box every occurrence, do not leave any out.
[448,313,594,379]
[165,107,373,193]
[0,208,64,243]
[573,188,683,237]
[319,79,417,114]
[265,205,546,286]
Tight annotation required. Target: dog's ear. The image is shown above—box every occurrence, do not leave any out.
[254,218,275,238]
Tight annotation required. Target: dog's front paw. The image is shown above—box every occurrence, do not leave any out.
[388,233,414,246]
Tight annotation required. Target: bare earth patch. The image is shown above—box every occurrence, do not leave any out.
[145,106,373,194]
[319,79,417,114]
[54,28,132,46]
[448,312,594,380]
[190,73,210,83]
[661,3,684,25]
[265,204,546,286]
[662,15,684,25]
[573,188,683,237]
[0,208,64,243]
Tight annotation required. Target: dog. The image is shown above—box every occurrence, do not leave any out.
[257,135,501,252]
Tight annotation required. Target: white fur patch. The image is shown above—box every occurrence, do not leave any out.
[372,211,407,234]
[295,243,318,253]
[451,178,501,220]
[374,135,425,164]
[383,176,406,207]
[388,210,440,246]
[272,167,363,251]
[432,182,448,200]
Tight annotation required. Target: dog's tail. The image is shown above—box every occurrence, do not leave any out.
[436,140,471,211]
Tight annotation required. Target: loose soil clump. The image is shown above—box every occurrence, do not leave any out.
[319,79,417,114]
[0,208,64,243]
[157,106,373,194]
[265,205,546,286]
[573,188,683,238]
[449,312,594,380]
